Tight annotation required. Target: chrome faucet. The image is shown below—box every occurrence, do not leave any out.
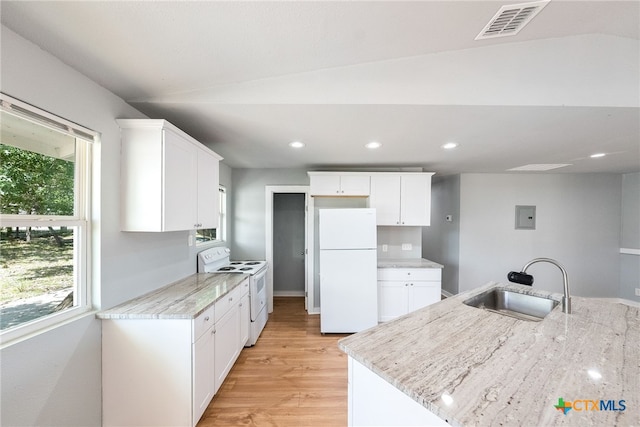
[509,258,572,314]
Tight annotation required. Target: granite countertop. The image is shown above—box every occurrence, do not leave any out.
[96,273,247,320]
[378,258,444,269]
[339,281,640,427]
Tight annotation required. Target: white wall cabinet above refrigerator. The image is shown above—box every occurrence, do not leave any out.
[369,173,433,226]
[308,172,370,196]
[118,119,223,232]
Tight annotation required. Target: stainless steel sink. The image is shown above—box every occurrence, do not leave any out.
[463,288,559,321]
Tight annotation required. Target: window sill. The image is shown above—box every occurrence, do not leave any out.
[0,306,98,350]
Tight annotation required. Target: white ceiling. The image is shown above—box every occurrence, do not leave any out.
[2,1,639,175]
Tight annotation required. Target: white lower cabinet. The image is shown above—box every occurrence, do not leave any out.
[102,278,250,427]
[239,291,250,346]
[348,357,449,426]
[378,268,442,322]
[193,309,216,423]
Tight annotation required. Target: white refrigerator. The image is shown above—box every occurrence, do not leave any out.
[319,208,378,333]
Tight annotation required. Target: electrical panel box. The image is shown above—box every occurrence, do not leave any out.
[515,205,536,230]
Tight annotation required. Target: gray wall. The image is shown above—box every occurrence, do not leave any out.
[0,26,217,426]
[620,172,640,301]
[230,168,309,260]
[458,173,622,297]
[422,175,461,295]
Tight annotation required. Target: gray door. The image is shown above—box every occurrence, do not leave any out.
[273,193,306,298]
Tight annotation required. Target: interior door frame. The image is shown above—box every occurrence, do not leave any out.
[265,186,314,313]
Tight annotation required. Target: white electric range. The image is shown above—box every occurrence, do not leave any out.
[197,247,268,346]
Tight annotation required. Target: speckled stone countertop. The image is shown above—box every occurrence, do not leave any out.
[96,273,247,320]
[378,258,444,269]
[339,281,640,427]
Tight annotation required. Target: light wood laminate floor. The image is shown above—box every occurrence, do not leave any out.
[197,297,349,427]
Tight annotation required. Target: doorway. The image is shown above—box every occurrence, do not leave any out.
[273,193,306,297]
[265,186,312,313]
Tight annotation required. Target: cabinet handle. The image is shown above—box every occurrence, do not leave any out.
[229,297,233,302]
[397,221,400,224]
[239,303,243,307]
[204,316,210,321]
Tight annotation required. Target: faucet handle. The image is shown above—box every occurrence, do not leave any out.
[508,271,534,286]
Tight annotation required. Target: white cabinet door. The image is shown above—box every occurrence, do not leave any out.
[214,304,240,393]
[163,129,198,231]
[378,281,408,322]
[340,175,370,196]
[239,292,250,347]
[193,326,215,423]
[369,174,401,225]
[369,173,432,226]
[196,147,219,229]
[309,173,370,196]
[408,283,441,312]
[309,174,341,195]
[400,174,431,226]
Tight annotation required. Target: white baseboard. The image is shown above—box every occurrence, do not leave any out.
[273,290,305,297]
[441,289,454,298]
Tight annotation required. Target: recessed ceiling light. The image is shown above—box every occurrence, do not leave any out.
[289,141,305,148]
[590,153,606,158]
[442,142,458,150]
[365,141,382,149]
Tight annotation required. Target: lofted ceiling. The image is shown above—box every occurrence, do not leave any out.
[1,1,638,175]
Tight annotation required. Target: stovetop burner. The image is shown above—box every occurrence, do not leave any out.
[245,261,261,265]
[218,266,236,271]
[239,267,253,271]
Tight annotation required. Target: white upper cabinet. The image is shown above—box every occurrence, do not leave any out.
[308,172,370,196]
[118,119,222,232]
[196,147,220,230]
[369,173,433,226]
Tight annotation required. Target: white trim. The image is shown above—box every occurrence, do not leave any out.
[620,248,640,255]
[441,289,454,298]
[265,186,311,314]
[0,95,98,345]
[273,291,306,297]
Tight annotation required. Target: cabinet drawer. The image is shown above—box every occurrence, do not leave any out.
[194,305,215,342]
[215,285,241,323]
[377,268,441,282]
[239,278,250,297]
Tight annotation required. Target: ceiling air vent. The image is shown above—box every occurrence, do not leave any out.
[475,0,550,40]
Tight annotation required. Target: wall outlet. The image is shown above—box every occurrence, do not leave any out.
[188,234,194,247]
[401,243,412,251]
[635,288,640,297]
[382,244,388,252]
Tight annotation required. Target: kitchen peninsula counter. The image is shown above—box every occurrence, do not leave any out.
[339,282,639,426]
[97,273,246,320]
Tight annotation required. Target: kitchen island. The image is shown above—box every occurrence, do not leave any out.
[339,281,639,426]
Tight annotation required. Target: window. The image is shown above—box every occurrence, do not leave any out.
[0,94,95,344]
[196,186,226,244]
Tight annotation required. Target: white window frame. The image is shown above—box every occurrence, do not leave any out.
[0,93,96,347]
[196,185,227,245]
